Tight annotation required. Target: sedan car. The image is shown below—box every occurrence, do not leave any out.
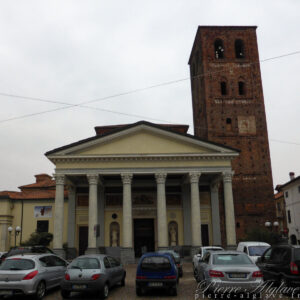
[136,252,178,296]
[60,254,126,298]
[157,250,183,277]
[195,251,263,296]
[0,253,68,299]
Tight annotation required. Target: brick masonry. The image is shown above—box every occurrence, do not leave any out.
[189,26,276,241]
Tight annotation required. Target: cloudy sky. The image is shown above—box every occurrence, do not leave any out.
[0,0,299,191]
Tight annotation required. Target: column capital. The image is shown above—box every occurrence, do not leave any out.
[210,181,220,191]
[189,172,201,184]
[67,185,76,194]
[121,173,133,185]
[222,171,234,183]
[53,174,65,185]
[155,173,167,184]
[87,174,99,185]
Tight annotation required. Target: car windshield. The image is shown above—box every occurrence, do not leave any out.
[158,251,180,262]
[0,259,35,270]
[213,254,253,265]
[70,258,100,270]
[294,249,300,261]
[248,246,269,256]
[141,256,171,271]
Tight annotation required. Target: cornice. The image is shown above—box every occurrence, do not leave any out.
[48,153,238,164]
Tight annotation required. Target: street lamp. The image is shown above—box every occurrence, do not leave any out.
[7,226,22,247]
[265,221,279,231]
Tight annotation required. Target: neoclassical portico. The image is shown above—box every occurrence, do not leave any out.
[47,121,239,262]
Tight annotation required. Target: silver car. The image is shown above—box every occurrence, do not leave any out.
[0,253,68,299]
[195,251,264,296]
[60,254,126,298]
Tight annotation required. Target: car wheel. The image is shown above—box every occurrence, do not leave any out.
[61,289,71,299]
[101,283,109,299]
[136,287,143,296]
[35,281,46,300]
[120,274,126,286]
[170,284,177,296]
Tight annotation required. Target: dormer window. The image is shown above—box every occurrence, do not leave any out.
[235,39,245,58]
[214,39,224,59]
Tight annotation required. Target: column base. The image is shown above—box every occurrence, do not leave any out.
[190,246,201,257]
[226,244,237,250]
[66,247,77,260]
[120,247,135,264]
[85,247,100,255]
[53,248,66,259]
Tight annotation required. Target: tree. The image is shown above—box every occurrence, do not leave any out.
[21,232,53,246]
[242,226,282,245]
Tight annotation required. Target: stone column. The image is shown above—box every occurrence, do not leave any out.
[223,171,237,248]
[67,185,76,259]
[53,174,65,257]
[182,183,191,253]
[189,172,202,257]
[155,173,168,249]
[97,185,105,253]
[86,174,99,254]
[120,173,135,264]
[210,181,222,246]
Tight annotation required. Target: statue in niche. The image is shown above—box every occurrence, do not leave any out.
[110,222,119,247]
[169,222,178,246]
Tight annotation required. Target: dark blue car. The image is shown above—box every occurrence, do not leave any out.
[136,252,178,296]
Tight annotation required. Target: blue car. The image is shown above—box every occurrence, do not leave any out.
[136,252,178,296]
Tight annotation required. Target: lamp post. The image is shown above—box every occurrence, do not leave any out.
[7,226,22,247]
[265,221,279,232]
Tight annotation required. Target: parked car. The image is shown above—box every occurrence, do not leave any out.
[0,252,7,264]
[237,242,270,263]
[2,246,54,262]
[256,244,300,287]
[136,252,178,296]
[193,246,224,272]
[0,253,68,299]
[195,251,263,296]
[60,254,126,299]
[157,249,183,277]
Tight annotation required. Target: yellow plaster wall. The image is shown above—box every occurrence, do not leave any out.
[9,201,68,249]
[72,130,215,155]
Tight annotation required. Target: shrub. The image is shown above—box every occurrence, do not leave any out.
[21,232,53,246]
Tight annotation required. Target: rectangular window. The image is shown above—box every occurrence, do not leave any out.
[298,186,300,193]
[285,191,289,198]
[220,82,227,95]
[37,220,49,233]
[288,210,291,224]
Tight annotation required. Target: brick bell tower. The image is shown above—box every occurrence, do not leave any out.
[188,26,275,241]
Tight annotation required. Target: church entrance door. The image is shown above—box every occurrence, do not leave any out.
[134,218,155,257]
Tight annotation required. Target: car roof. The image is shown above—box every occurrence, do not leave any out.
[238,242,270,246]
[209,250,247,255]
[6,253,56,259]
[74,254,107,259]
[140,252,173,259]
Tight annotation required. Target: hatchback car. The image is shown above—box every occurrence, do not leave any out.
[60,254,126,298]
[136,252,178,296]
[157,249,183,277]
[256,244,300,287]
[0,253,68,299]
[195,251,263,296]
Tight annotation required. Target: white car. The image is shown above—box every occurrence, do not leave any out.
[236,241,270,263]
[192,246,224,272]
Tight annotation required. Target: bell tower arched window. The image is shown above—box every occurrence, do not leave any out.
[235,39,245,58]
[214,39,224,59]
[220,81,227,95]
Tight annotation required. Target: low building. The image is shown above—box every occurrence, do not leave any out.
[280,172,300,245]
[274,185,288,235]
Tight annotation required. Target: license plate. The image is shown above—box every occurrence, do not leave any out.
[148,282,163,287]
[72,284,87,289]
[0,290,13,295]
[229,273,247,278]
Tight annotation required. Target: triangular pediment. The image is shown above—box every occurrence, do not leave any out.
[46,123,238,157]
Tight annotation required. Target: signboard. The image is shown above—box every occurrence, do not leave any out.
[34,206,52,218]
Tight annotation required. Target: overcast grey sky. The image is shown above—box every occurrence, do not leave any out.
[0,0,299,191]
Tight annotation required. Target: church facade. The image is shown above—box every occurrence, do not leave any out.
[45,122,239,262]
